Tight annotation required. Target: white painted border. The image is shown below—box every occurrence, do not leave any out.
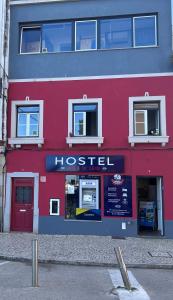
[128,95,169,146]
[9,72,173,83]
[8,100,44,146]
[4,172,39,233]
[10,0,78,5]
[50,198,60,215]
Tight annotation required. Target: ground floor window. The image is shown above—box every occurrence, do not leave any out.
[65,175,101,221]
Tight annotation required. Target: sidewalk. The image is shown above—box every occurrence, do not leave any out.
[0,233,173,268]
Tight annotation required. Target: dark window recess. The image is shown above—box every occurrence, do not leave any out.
[73,104,97,136]
[16,186,33,204]
[51,200,58,214]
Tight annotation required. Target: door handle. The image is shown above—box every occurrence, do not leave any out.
[19,209,26,212]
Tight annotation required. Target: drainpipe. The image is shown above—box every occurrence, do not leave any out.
[0,0,10,232]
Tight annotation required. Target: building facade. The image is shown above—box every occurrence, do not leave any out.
[4,0,173,237]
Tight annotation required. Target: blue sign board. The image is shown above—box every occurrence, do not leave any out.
[104,175,132,217]
[46,155,124,173]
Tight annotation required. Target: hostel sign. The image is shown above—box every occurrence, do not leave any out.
[46,155,124,172]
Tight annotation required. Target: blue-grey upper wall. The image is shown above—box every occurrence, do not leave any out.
[9,0,173,79]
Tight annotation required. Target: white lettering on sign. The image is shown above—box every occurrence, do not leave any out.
[66,157,76,165]
[78,157,85,165]
[98,157,105,165]
[88,157,96,165]
[107,157,114,166]
[54,156,116,167]
[55,157,64,165]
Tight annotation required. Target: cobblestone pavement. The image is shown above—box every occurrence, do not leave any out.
[1,233,173,267]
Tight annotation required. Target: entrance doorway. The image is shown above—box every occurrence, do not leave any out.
[137,177,164,236]
[11,178,34,232]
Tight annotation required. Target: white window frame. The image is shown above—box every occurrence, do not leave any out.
[20,26,41,54]
[8,100,44,147]
[134,110,148,135]
[74,111,86,136]
[50,199,60,216]
[128,95,169,146]
[17,110,39,137]
[133,15,157,48]
[66,98,103,147]
[75,20,97,51]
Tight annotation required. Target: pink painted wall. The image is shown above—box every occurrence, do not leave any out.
[7,76,173,220]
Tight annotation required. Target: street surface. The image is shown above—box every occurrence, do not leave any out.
[0,260,173,300]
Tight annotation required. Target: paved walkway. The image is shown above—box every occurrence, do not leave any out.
[0,233,173,268]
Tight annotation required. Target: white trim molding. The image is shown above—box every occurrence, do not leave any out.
[10,0,79,5]
[8,100,44,147]
[4,172,39,233]
[128,95,169,146]
[9,72,173,83]
[66,97,104,147]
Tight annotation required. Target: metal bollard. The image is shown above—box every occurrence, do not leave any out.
[32,239,39,287]
[115,247,132,291]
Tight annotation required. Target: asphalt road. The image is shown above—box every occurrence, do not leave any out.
[0,260,118,300]
[131,268,173,300]
[0,260,173,300]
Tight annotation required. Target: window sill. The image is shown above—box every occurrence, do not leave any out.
[128,135,169,147]
[66,136,104,147]
[8,137,44,147]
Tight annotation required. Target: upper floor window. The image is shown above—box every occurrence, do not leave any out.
[75,20,97,51]
[17,106,39,137]
[100,18,132,49]
[20,27,41,54]
[42,22,72,53]
[66,97,103,147]
[128,95,169,147]
[134,16,157,47]
[73,104,97,136]
[8,100,44,147]
[20,14,157,54]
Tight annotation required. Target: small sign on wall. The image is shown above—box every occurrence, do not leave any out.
[50,199,60,216]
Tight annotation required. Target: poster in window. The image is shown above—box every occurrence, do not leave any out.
[104,175,132,217]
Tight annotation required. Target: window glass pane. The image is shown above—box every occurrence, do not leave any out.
[136,112,145,122]
[42,22,72,52]
[148,110,160,135]
[100,18,132,49]
[18,106,39,113]
[17,125,27,137]
[74,112,85,136]
[134,16,156,47]
[16,186,32,204]
[136,123,145,135]
[76,21,96,50]
[21,27,41,53]
[30,114,39,125]
[74,104,97,112]
[29,125,39,136]
[17,114,27,136]
[86,111,97,136]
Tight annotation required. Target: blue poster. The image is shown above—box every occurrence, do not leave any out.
[104,175,132,217]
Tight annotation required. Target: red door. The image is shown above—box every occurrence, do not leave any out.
[11,178,34,232]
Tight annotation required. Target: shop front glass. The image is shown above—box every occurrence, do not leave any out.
[65,175,101,221]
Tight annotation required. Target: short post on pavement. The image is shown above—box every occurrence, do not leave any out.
[32,239,39,287]
[115,247,132,291]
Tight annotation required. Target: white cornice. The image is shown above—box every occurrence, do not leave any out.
[10,0,79,6]
[9,72,173,83]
